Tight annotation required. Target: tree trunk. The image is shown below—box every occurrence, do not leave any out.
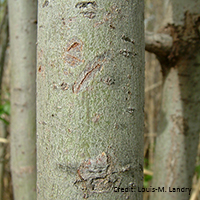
[37,0,144,199]
[0,6,8,91]
[8,0,37,199]
[0,5,9,200]
[147,1,200,200]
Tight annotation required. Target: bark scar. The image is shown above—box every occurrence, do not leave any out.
[121,34,134,44]
[63,36,84,67]
[75,1,97,9]
[42,0,49,8]
[67,42,80,52]
[74,152,131,198]
[72,50,112,94]
[75,1,98,19]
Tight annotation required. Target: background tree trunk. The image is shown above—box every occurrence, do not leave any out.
[144,0,163,169]
[0,4,8,91]
[37,0,144,199]
[147,1,200,200]
[8,0,37,199]
[0,4,9,200]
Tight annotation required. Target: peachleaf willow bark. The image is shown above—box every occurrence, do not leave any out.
[8,0,37,199]
[37,0,144,199]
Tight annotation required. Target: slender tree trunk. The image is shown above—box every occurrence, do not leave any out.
[8,0,37,199]
[37,0,144,199]
[152,56,200,200]
[0,5,8,92]
[0,5,9,199]
[145,1,200,200]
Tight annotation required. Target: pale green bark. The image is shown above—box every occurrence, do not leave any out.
[152,56,200,200]
[37,0,144,199]
[8,0,37,199]
[148,1,200,200]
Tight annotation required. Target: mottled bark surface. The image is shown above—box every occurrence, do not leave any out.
[37,0,144,199]
[8,0,37,199]
[148,1,200,200]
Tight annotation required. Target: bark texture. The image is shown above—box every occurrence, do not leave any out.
[37,0,144,199]
[148,1,200,200]
[8,0,37,199]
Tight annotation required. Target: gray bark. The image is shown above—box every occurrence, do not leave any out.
[37,0,144,199]
[8,0,37,199]
[147,1,200,200]
[152,56,200,200]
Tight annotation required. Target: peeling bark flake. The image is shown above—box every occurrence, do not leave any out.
[75,152,131,198]
[75,1,98,19]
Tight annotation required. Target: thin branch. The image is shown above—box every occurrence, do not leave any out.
[144,168,153,176]
[0,138,8,144]
[145,31,173,57]
[145,81,162,93]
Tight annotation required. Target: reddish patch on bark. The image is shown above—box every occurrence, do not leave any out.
[63,37,84,67]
